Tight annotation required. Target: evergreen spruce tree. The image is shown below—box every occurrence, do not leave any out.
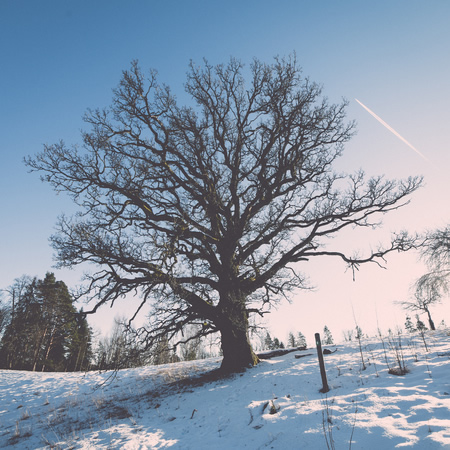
[34,273,75,371]
[322,326,334,345]
[355,325,363,340]
[405,315,416,333]
[0,278,39,369]
[288,332,296,348]
[416,315,428,332]
[66,308,93,371]
[264,332,274,351]
[0,294,10,339]
[296,332,307,348]
[0,273,93,371]
[272,337,281,349]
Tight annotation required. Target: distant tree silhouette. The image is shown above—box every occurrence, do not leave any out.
[296,332,307,348]
[264,332,274,350]
[288,332,296,348]
[404,315,416,333]
[322,326,334,345]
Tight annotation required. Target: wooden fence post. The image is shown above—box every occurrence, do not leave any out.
[315,332,330,393]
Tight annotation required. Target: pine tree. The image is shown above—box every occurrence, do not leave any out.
[66,308,93,371]
[288,332,296,348]
[405,315,416,333]
[34,273,76,371]
[264,332,274,350]
[322,326,334,345]
[0,278,40,369]
[272,338,281,349]
[416,315,428,332]
[355,325,363,340]
[0,273,93,371]
[0,293,10,339]
[296,332,307,348]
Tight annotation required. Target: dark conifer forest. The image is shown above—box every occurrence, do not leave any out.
[0,273,92,372]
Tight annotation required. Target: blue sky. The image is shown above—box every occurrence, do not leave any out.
[1,1,449,341]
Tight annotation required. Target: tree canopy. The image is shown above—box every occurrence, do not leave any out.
[416,225,449,298]
[26,56,422,372]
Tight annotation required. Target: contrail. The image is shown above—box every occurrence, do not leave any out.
[355,98,428,162]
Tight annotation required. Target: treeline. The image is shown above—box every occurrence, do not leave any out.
[0,273,92,371]
[0,274,220,372]
[258,326,335,351]
[0,272,335,372]
[263,331,307,350]
[93,321,219,371]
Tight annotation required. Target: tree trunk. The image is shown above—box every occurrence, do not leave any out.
[74,345,85,372]
[32,326,47,372]
[217,295,259,372]
[41,329,56,372]
[425,308,436,331]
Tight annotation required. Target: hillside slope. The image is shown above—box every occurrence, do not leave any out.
[1,331,450,449]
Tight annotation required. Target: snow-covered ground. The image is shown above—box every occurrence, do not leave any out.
[1,331,450,449]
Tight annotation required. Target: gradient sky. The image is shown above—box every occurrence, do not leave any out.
[1,1,449,343]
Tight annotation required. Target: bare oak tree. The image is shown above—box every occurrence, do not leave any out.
[26,57,422,372]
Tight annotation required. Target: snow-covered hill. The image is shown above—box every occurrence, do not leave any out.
[1,331,450,449]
